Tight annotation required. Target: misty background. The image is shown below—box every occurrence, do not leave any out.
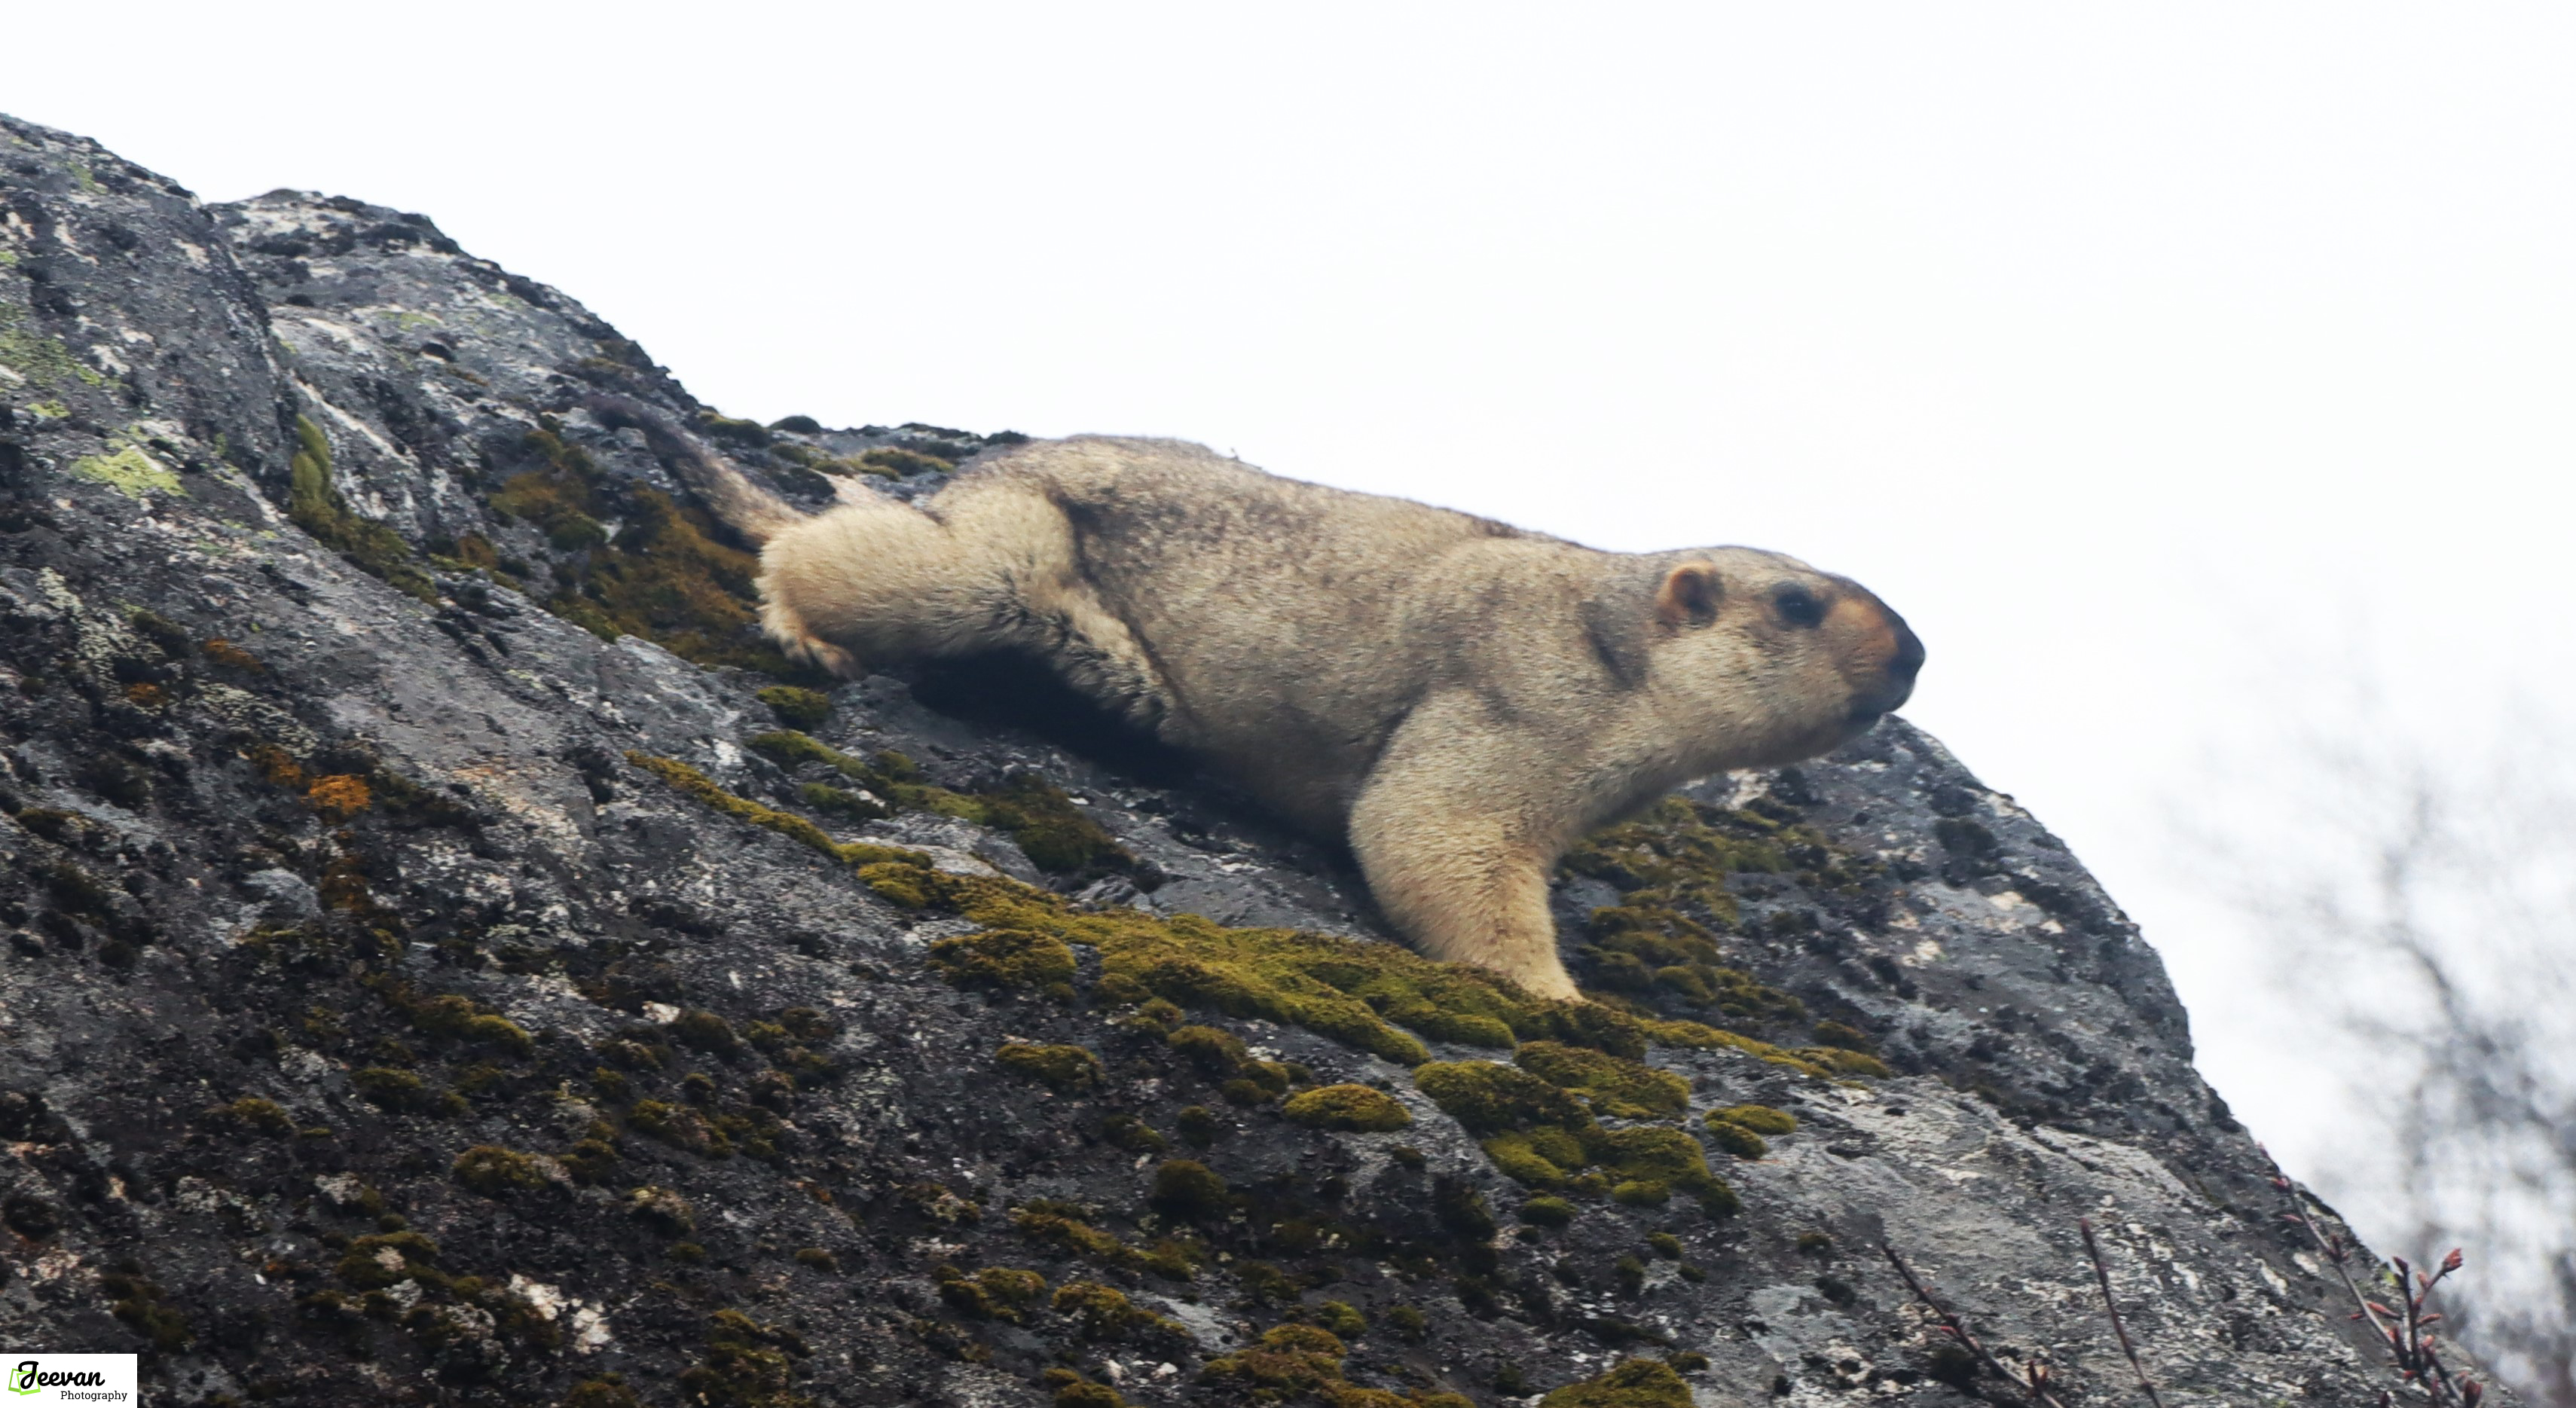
[15,3,2574,1393]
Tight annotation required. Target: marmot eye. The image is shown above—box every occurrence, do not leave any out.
[1774,585,1826,628]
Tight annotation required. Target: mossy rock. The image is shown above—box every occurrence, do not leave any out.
[1704,1121,1768,1159]
[218,1096,294,1136]
[997,1041,1102,1090]
[787,830,1853,1200]
[1514,1041,1688,1118]
[286,416,437,603]
[820,845,1774,1083]
[1166,1022,1251,1073]
[627,753,927,870]
[1709,1103,1796,1136]
[1560,795,1872,1024]
[756,685,832,729]
[671,1009,740,1055]
[1282,1083,1411,1132]
[496,425,813,675]
[1311,1300,1367,1336]
[1200,1324,1349,1397]
[973,771,1138,877]
[937,1265,1049,1322]
[1610,1179,1670,1207]
[335,1230,442,1290]
[1413,1061,1591,1135]
[798,782,888,821]
[561,1376,645,1408]
[352,1067,433,1112]
[748,742,1137,878]
[1147,1159,1230,1220]
[1051,1281,1183,1342]
[1520,1196,1577,1227]
[1593,1125,1734,1211]
[859,447,954,476]
[1539,1357,1694,1407]
[451,1145,552,1196]
[928,929,1078,990]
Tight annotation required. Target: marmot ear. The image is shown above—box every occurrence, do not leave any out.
[1655,563,1722,628]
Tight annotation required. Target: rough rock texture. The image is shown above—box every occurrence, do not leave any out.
[0,115,2482,1407]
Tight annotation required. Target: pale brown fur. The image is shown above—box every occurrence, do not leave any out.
[600,401,1922,1001]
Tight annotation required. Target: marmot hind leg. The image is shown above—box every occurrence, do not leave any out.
[1346,703,1581,1001]
[756,481,1184,734]
[759,593,862,677]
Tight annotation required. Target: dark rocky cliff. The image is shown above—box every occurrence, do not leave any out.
[0,115,2465,1407]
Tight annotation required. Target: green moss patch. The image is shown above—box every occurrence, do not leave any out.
[928,928,1077,991]
[973,772,1135,877]
[1413,1061,1591,1135]
[1198,1323,1471,1407]
[1562,796,1847,1019]
[1514,1041,1688,1119]
[749,732,1138,879]
[628,752,927,869]
[1050,1281,1185,1343]
[857,447,952,477]
[871,850,1826,1091]
[1703,1122,1767,1159]
[288,416,436,603]
[756,685,833,729]
[497,424,809,674]
[1539,1358,1693,1408]
[1413,1061,1736,1214]
[1710,1104,1795,1135]
[680,1310,814,1408]
[937,1265,1049,1323]
[1520,1196,1575,1227]
[451,1144,552,1196]
[997,1041,1103,1090]
[1282,1083,1411,1132]
[1010,1200,1200,1280]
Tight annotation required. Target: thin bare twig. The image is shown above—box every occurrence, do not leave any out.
[1881,1242,2069,1408]
[2263,1144,2400,1341]
[2079,1217,2168,1408]
[2260,1146,2484,1406]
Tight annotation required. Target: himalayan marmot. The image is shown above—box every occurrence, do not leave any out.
[595,399,1923,1001]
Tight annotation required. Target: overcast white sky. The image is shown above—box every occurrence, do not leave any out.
[13,3,2575,1210]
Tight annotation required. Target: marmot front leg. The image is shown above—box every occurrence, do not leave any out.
[1026,585,1184,739]
[1347,706,1580,1002]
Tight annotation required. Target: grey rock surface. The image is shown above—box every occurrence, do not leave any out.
[0,113,2483,1406]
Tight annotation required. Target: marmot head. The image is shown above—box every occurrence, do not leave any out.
[1637,548,1924,769]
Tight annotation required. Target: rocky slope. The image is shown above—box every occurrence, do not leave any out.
[0,115,2480,1407]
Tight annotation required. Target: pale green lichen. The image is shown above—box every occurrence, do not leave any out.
[0,303,106,390]
[26,400,66,418]
[71,444,182,499]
